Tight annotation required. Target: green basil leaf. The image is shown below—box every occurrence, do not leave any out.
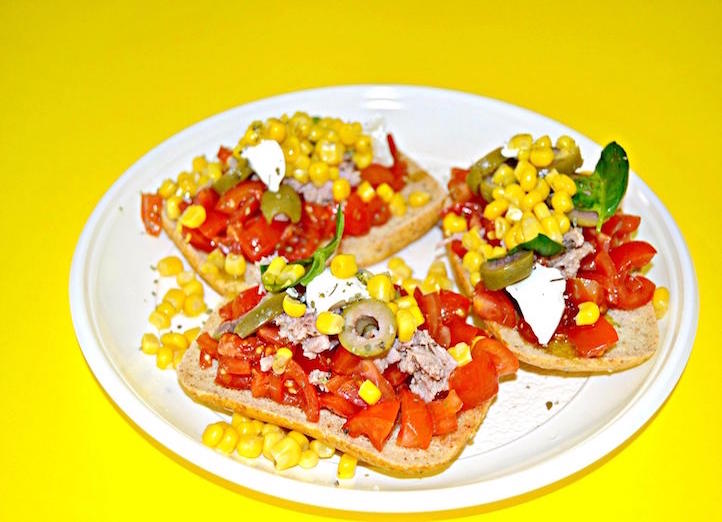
[509,234,564,257]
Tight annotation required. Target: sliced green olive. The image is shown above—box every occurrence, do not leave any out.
[467,147,505,195]
[261,185,302,224]
[480,178,497,203]
[339,299,397,357]
[233,292,286,338]
[480,250,534,291]
[550,146,583,174]
[568,209,599,228]
[212,172,241,195]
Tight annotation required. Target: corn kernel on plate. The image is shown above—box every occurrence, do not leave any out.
[69,85,698,513]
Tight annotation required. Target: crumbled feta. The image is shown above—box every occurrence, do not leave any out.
[305,268,368,313]
[241,139,285,192]
[364,116,394,166]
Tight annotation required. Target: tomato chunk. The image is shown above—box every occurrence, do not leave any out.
[284,360,320,422]
[330,348,362,375]
[217,146,233,164]
[446,315,481,346]
[219,285,263,321]
[181,225,214,253]
[472,284,517,328]
[428,390,463,435]
[610,241,656,272]
[193,187,220,212]
[449,350,498,409]
[614,273,656,310]
[567,317,619,358]
[251,370,283,403]
[383,364,409,388]
[196,333,219,369]
[215,180,265,215]
[471,337,519,377]
[344,398,400,451]
[439,289,471,322]
[414,288,451,347]
[217,356,251,376]
[601,214,641,243]
[397,388,433,449]
[198,210,229,239]
[344,192,371,237]
[141,193,163,236]
[234,216,287,262]
[361,164,404,191]
[320,393,360,418]
[355,360,396,400]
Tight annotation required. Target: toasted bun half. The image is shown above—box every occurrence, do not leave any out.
[447,245,659,373]
[177,311,493,476]
[163,152,444,297]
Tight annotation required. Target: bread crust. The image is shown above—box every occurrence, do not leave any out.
[162,152,444,297]
[177,311,493,476]
[447,245,659,373]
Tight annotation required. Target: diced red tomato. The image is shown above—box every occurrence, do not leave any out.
[383,364,409,388]
[193,187,220,212]
[471,337,519,377]
[344,399,400,451]
[397,389,433,449]
[217,333,260,358]
[196,333,219,369]
[517,319,540,345]
[428,390,463,435]
[218,356,252,376]
[361,164,405,191]
[215,180,265,215]
[355,360,396,400]
[449,349,498,409]
[214,372,251,390]
[302,202,336,239]
[217,146,233,164]
[614,273,656,310]
[330,348,362,376]
[218,285,263,321]
[601,214,641,244]
[294,351,330,375]
[610,241,657,272]
[448,167,473,203]
[141,193,163,236]
[319,393,360,418]
[344,192,372,237]
[284,360,320,422]
[414,288,451,347]
[567,316,619,358]
[387,133,408,179]
[449,239,468,259]
[256,325,284,346]
[234,216,287,262]
[446,315,481,346]
[567,278,605,308]
[326,375,365,407]
[181,225,214,253]
[197,210,229,239]
[367,195,391,227]
[439,289,471,322]
[278,223,321,262]
[251,370,283,403]
[472,283,517,328]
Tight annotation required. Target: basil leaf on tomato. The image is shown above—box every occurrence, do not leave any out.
[572,142,629,230]
[508,234,564,257]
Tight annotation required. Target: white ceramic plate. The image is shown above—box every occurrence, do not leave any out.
[69,85,698,513]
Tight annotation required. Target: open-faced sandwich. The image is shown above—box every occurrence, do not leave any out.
[140,113,444,296]
[177,210,518,475]
[443,134,667,373]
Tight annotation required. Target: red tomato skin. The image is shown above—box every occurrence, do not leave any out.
[601,214,641,243]
[284,360,320,422]
[214,372,251,390]
[218,285,263,321]
[344,399,401,451]
[471,337,519,377]
[383,364,409,388]
[330,348,362,375]
[196,333,219,369]
[446,316,481,346]
[355,360,396,400]
[319,393,360,418]
[567,278,605,308]
[610,241,657,272]
[361,164,402,190]
[567,317,620,357]
[367,195,391,227]
[326,375,366,408]
[180,226,214,253]
[217,146,233,164]
[428,390,463,435]
[449,350,498,409]
[343,192,372,237]
[397,389,433,450]
[215,180,265,214]
[217,356,252,376]
[449,239,468,259]
[251,370,283,403]
[141,193,163,236]
[193,187,220,212]
[471,284,517,328]
[197,210,229,239]
[614,273,656,310]
[439,289,471,322]
[235,216,287,262]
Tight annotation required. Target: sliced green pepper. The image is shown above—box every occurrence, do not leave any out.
[233,292,286,338]
[212,172,241,195]
[466,147,505,195]
[480,250,534,290]
[261,185,302,224]
[550,146,583,175]
[509,234,564,257]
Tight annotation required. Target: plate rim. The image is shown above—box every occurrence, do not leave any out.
[69,84,699,513]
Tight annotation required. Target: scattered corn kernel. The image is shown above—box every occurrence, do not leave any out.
[224,253,247,277]
[461,227,483,251]
[470,270,482,286]
[556,135,576,151]
[176,270,195,286]
[179,205,206,228]
[158,179,178,199]
[653,287,670,318]
[216,425,240,454]
[200,261,220,277]
[184,294,206,317]
[492,164,515,186]
[332,178,351,201]
[401,278,421,296]
[156,346,173,369]
[282,295,307,318]
[521,189,544,212]
[310,440,335,458]
[316,311,344,335]
[376,182,394,203]
[506,205,523,223]
[396,309,417,342]
[271,436,302,470]
[483,199,509,220]
[556,212,571,234]
[541,216,563,243]
[237,419,264,436]
[172,349,185,368]
[367,274,395,302]
[575,301,601,326]
[508,133,533,151]
[157,256,184,276]
[263,431,286,460]
[148,310,171,330]
[462,250,483,273]
[236,434,264,458]
[448,342,472,367]
[551,191,573,213]
[337,454,357,479]
[162,288,185,310]
[182,279,204,297]
[231,413,250,427]
[299,449,320,469]
[331,254,358,279]
[515,160,538,192]
[140,333,161,355]
[201,422,226,448]
[272,347,294,374]
[358,379,382,405]
[161,332,189,351]
[357,180,376,203]
[534,135,552,149]
[409,305,425,327]
[409,191,431,207]
[503,183,525,207]
[166,196,183,220]
[521,213,541,242]
[207,162,222,181]
[533,202,552,220]
[287,431,310,450]
[389,192,406,216]
[262,423,283,436]
[388,257,412,280]
[442,212,468,235]
[308,161,330,187]
[549,173,577,196]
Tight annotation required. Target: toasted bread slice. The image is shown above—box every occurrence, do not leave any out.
[177,311,493,476]
[163,152,444,297]
[447,245,659,373]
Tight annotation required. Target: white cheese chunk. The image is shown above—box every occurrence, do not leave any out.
[364,116,394,166]
[501,144,518,158]
[305,268,369,313]
[241,139,285,192]
[506,264,566,345]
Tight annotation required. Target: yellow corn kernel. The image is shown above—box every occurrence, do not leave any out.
[491,245,507,258]
[354,134,372,152]
[317,140,345,165]
[491,186,506,201]
[262,423,283,436]
[389,192,406,216]
[207,162,222,181]
[387,302,399,315]
[352,151,373,169]
[287,430,309,450]
[521,189,544,212]
[534,135,552,149]
[308,161,330,187]
[492,164,516,186]
[161,332,188,351]
[448,342,472,367]
[231,413,250,427]
[357,180,375,203]
[421,276,438,294]
[310,440,335,458]
[376,182,394,203]
[556,135,576,151]
[262,431,285,460]
[338,122,360,145]
[535,178,551,200]
[182,278,204,297]
[395,295,417,310]
[530,146,554,168]
[461,226,483,251]
[481,242,494,260]
[401,278,421,296]
[265,256,287,277]
[328,166,340,180]
[653,287,670,318]
[201,422,226,448]
[502,183,525,207]
[271,347,293,375]
[206,248,224,269]
[462,250,483,273]
[533,202,552,220]
[337,454,357,479]
[409,191,431,207]
[282,295,306,318]
[148,310,171,330]
[176,270,195,287]
[216,425,239,454]
[292,168,309,184]
[237,419,264,436]
[294,155,311,174]
[192,155,208,173]
[515,160,538,192]
[505,205,523,223]
[183,294,206,317]
[316,311,344,335]
[491,217,508,241]
[156,345,173,369]
[556,212,571,234]
[177,175,197,197]
[157,256,184,276]
[551,191,573,213]
[388,257,412,280]
[264,118,287,142]
[508,133,533,151]
[331,254,358,279]
[358,379,382,405]
[161,287,184,310]
[442,212,468,235]
[332,178,351,201]
[504,227,519,250]
[271,436,302,470]
[428,260,448,278]
[396,309,417,342]
[298,449,320,469]
[409,305,425,327]
[483,198,509,220]
[200,261,220,277]
[236,434,264,459]
[367,274,394,302]
[541,216,563,242]
[158,179,178,199]
[196,173,210,188]
[575,301,601,326]
[470,270,482,286]
[172,349,185,368]
[183,327,200,346]
[166,196,183,220]
[179,205,206,229]
[521,213,541,242]
[278,264,305,286]
[155,301,176,318]
[223,253,246,277]
[141,333,161,355]
[549,173,577,196]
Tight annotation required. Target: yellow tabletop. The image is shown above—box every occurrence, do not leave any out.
[1,1,720,520]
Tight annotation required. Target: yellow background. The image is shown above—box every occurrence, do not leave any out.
[1,0,720,519]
